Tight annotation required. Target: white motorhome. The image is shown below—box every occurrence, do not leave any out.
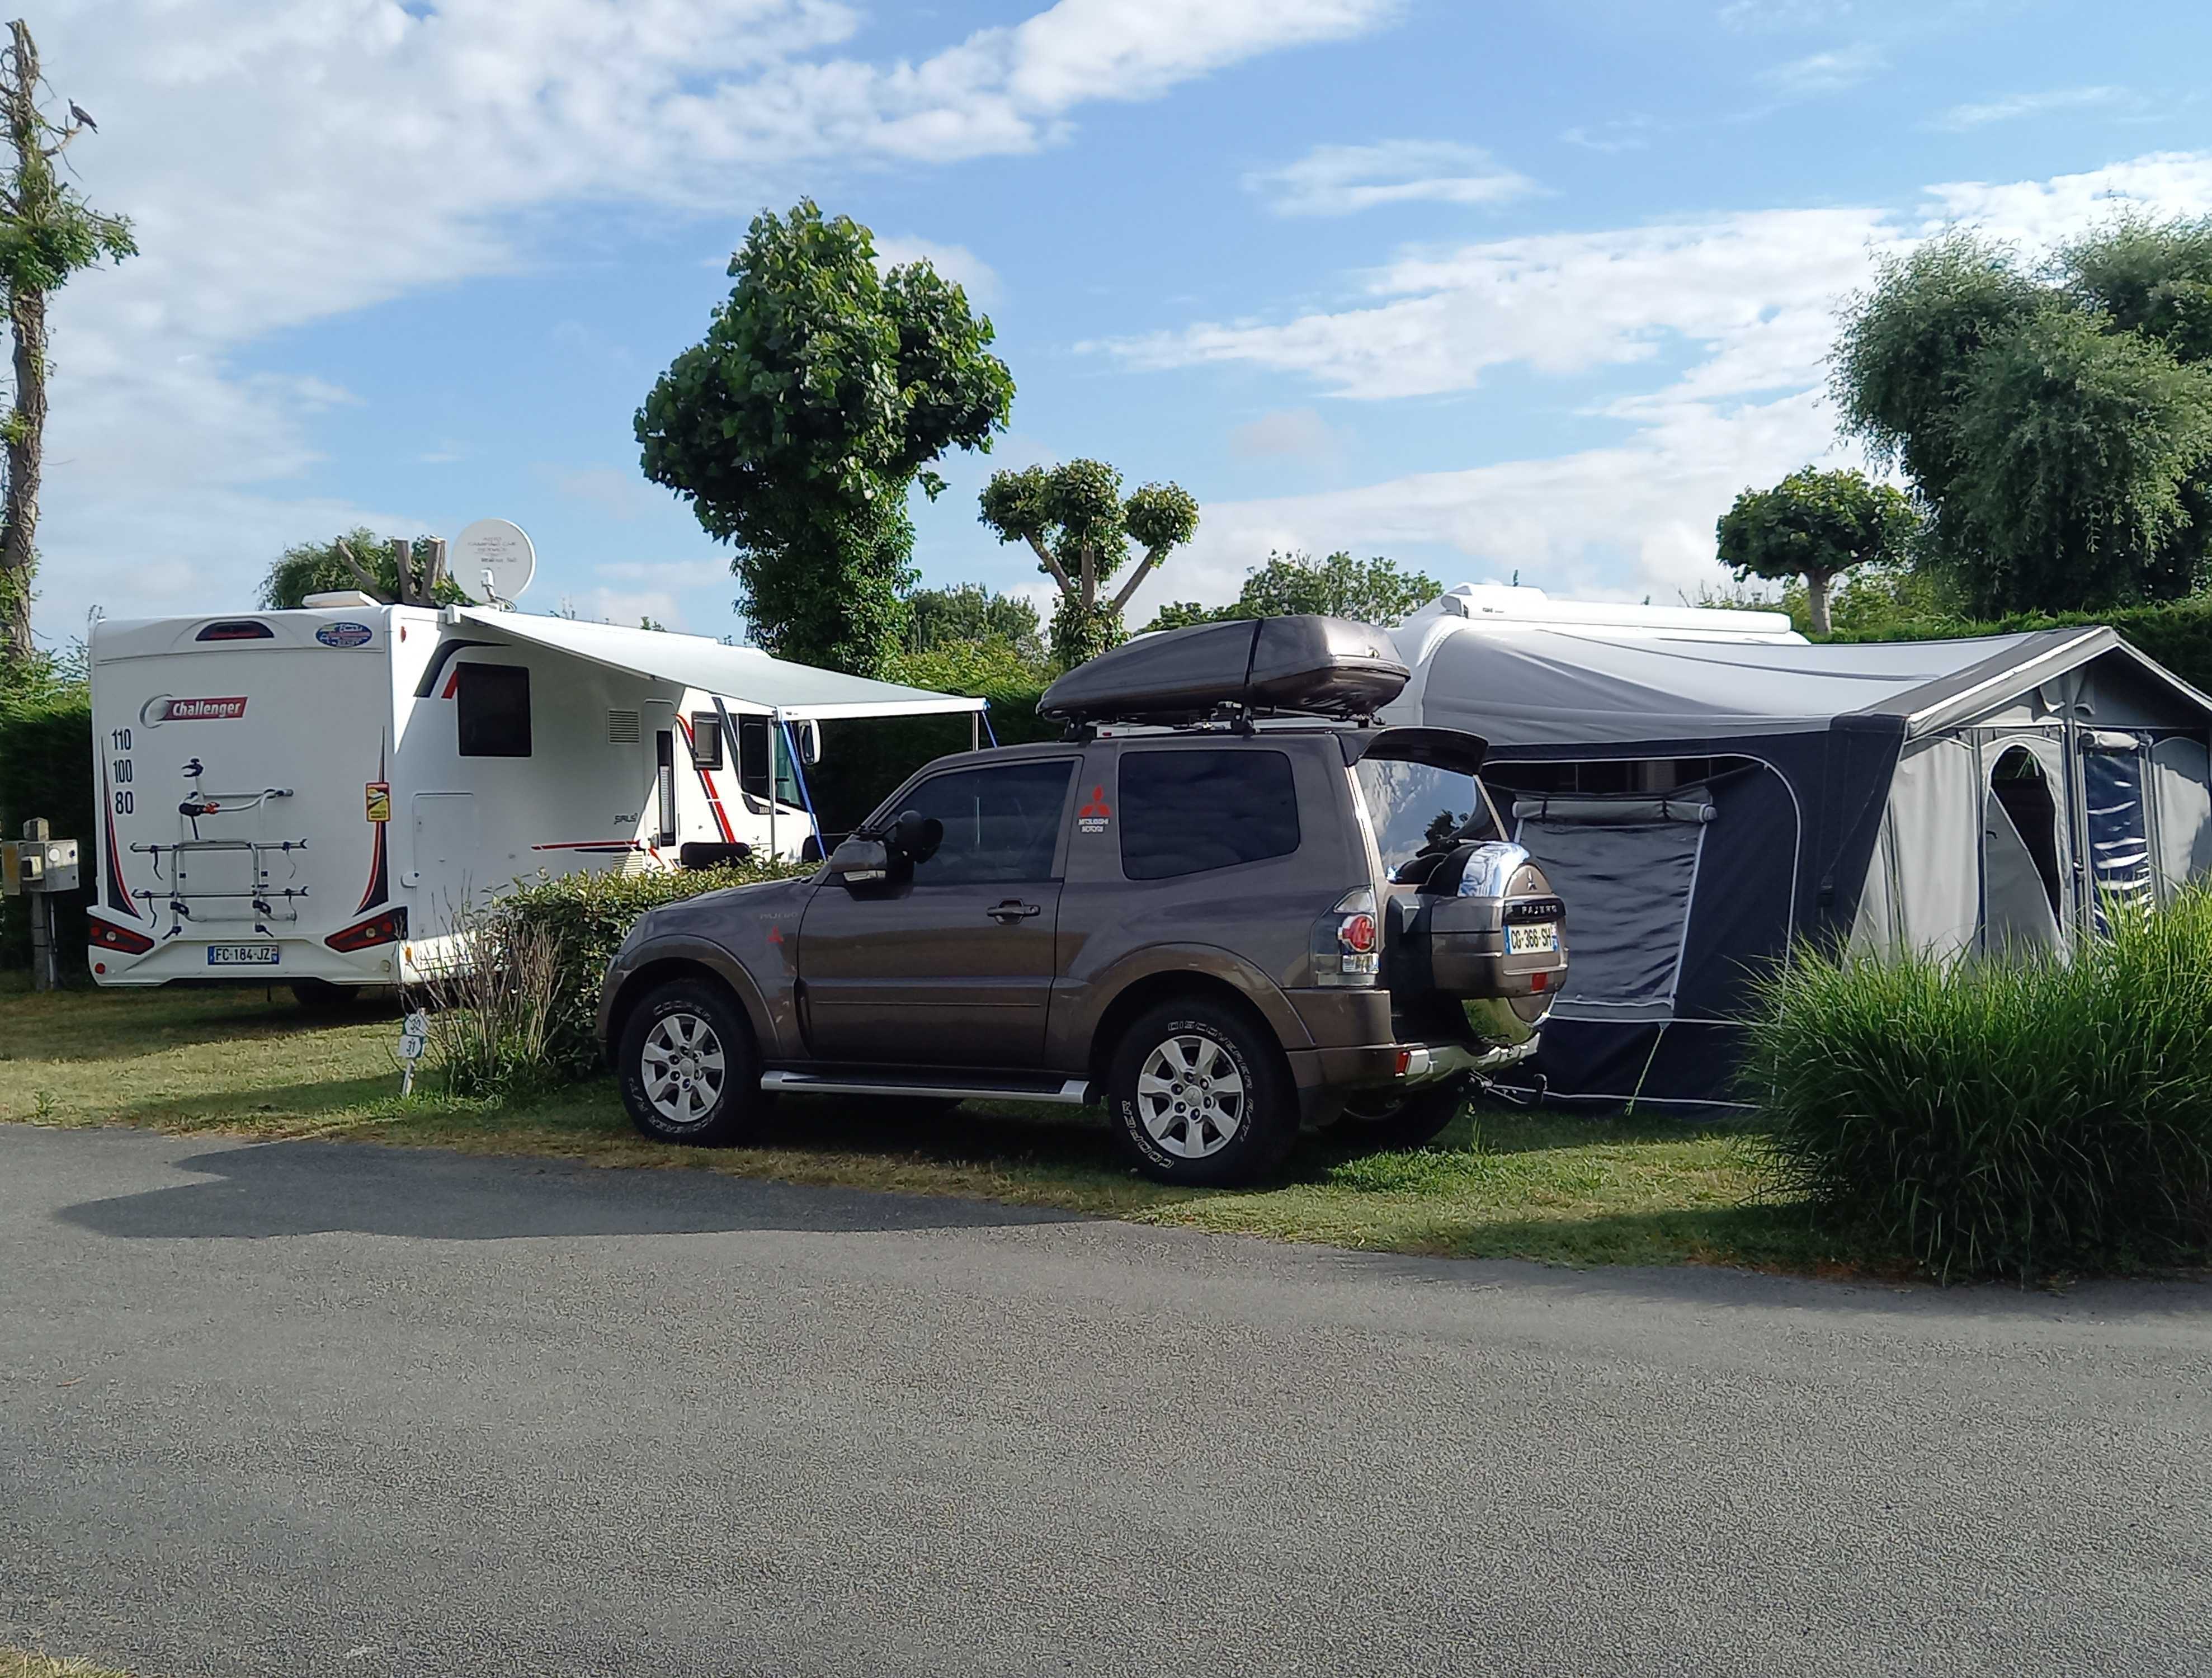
[85,598,984,996]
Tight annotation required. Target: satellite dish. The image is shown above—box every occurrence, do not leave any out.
[454,518,536,607]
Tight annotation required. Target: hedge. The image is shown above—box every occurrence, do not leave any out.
[484,857,812,1081]
[1746,884,2212,1280]
[1827,596,2212,694]
[0,686,93,977]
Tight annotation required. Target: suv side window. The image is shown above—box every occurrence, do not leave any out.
[896,760,1075,887]
[1119,748,1300,880]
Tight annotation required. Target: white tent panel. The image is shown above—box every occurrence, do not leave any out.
[2150,737,2212,901]
[1861,738,1984,961]
[454,609,987,721]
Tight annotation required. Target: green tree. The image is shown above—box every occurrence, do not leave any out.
[1143,550,1439,632]
[904,582,1043,662]
[977,459,1199,667]
[1716,468,1918,637]
[258,529,464,610]
[1832,220,2212,615]
[635,200,1014,676]
[0,20,134,673]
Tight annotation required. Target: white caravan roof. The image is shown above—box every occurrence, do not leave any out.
[1399,583,1807,648]
[453,608,988,722]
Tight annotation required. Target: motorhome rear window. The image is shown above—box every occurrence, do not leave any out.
[1119,749,1299,879]
[455,664,531,757]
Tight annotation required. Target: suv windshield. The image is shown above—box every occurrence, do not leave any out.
[1354,756,1502,873]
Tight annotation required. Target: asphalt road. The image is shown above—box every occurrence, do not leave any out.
[3,1125,2209,1678]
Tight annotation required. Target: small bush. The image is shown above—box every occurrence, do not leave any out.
[489,858,811,1081]
[0,683,94,978]
[411,912,565,1098]
[1746,888,2212,1279]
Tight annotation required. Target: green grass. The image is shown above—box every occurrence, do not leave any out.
[0,974,1851,1271]
[3,1651,141,1678]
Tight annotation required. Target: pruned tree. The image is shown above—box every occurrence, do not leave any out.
[0,18,133,672]
[258,528,461,610]
[1715,467,1918,637]
[636,200,1014,676]
[977,459,1199,667]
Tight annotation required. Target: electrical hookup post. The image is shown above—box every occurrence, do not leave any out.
[2,817,80,991]
[397,1011,428,1096]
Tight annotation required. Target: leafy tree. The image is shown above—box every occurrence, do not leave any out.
[636,200,1014,676]
[1142,600,1220,633]
[1833,221,2212,615]
[1716,468,1918,637]
[258,528,464,610]
[1691,564,1966,639]
[0,21,134,673]
[978,459,1199,667]
[905,582,1043,662]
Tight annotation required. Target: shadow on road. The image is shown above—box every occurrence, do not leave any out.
[55,1138,1083,1243]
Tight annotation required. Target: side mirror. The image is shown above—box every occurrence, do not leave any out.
[824,836,891,887]
[888,809,942,865]
[792,719,822,765]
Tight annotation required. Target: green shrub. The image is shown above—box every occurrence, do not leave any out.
[1827,594,2212,694]
[483,859,812,1081]
[0,684,94,978]
[1746,888,2212,1279]
[411,911,566,1099]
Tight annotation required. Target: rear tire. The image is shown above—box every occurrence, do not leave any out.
[1106,998,1297,1187]
[1331,1074,1471,1153]
[617,978,764,1146]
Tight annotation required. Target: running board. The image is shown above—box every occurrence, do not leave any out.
[760,1070,1093,1105]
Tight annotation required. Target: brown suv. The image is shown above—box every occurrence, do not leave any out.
[596,617,1568,1185]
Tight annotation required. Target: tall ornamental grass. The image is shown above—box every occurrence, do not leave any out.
[1746,887,2212,1279]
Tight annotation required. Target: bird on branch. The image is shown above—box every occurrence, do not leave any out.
[67,100,95,132]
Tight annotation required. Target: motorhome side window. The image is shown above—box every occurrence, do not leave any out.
[1119,750,1299,880]
[689,712,722,770]
[737,717,772,803]
[455,663,531,757]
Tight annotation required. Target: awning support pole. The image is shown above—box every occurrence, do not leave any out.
[971,711,979,752]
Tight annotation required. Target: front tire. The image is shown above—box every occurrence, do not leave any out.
[617,978,764,1146]
[1107,999,1297,1187]
[1331,1074,1471,1153]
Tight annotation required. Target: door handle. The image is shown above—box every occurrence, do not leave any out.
[987,900,1041,922]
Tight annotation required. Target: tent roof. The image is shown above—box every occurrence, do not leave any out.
[1404,623,2212,748]
[455,608,986,721]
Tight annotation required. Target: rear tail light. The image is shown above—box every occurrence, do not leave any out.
[327,907,408,952]
[1310,887,1381,987]
[86,916,155,955]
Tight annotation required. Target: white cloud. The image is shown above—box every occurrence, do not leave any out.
[873,236,1006,307]
[29,0,1402,640]
[597,558,735,590]
[1111,152,2212,614]
[1560,119,1654,154]
[1244,140,1539,218]
[1932,86,2134,132]
[1760,44,1885,97]
[1227,407,1341,460]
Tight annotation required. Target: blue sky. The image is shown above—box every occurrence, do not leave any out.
[27,0,2212,646]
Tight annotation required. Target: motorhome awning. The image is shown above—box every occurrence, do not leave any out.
[454,607,988,721]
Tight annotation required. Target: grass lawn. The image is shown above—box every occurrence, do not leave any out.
[0,975,1859,1271]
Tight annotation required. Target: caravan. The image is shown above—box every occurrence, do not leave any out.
[85,600,983,998]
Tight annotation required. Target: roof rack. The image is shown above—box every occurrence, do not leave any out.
[1037,616,1409,729]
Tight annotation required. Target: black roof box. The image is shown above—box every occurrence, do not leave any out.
[1038,615,1409,725]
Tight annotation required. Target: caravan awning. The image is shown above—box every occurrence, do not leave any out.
[454,608,988,722]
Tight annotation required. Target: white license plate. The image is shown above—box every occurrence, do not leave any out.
[206,944,280,967]
[1507,923,1558,955]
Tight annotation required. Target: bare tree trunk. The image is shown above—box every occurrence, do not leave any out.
[1805,569,1833,638]
[0,20,44,665]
